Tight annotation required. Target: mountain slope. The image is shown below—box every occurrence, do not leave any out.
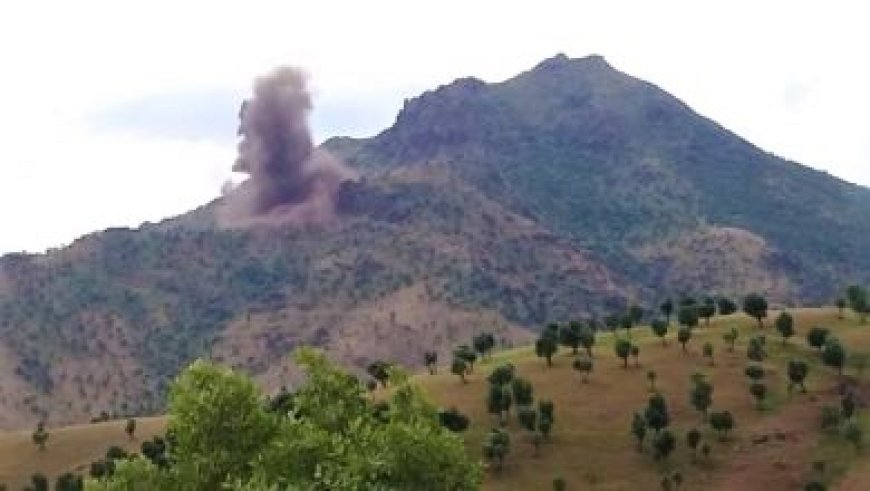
[1,54,868,428]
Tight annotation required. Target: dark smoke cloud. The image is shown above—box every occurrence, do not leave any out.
[220,66,354,226]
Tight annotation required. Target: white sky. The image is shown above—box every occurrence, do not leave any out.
[0,0,867,253]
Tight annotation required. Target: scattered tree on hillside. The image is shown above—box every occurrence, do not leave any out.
[747,336,766,362]
[573,356,593,383]
[677,327,692,354]
[629,305,645,325]
[775,312,795,345]
[454,345,478,373]
[517,406,541,454]
[653,430,676,460]
[578,325,596,358]
[645,394,671,434]
[743,294,769,328]
[32,421,48,451]
[820,406,842,430]
[847,285,869,323]
[451,357,469,384]
[424,351,438,375]
[473,333,496,360]
[631,412,647,451]
[647,370,657,392]
[615,339,632,368]
[553,477,567,491]
[686,428,701,462]
[723,327,739,352]
[487,363,515,387]
[787,360,809,394]
[367,360,392,388]
[27,474,48,491]
[836,298,847,319]
[699,298,716,326]
[620,314,635,338]
[749,382,767,409]
[126,418,137,440]
[690,375,714,421]
[438,407,470,432]
[843,420,863,451]
[483,428,510,471]
[54,472,82,491]
[651,318,669,346]
[841,392,856,420]
[804,481,827,491]
[822,338,846,375]
[487,385,512,425]
[511,377,534,407]
[703,342,714,366]
[678,305,699,329]
[559,322,582,354]
[717,297,738,316]
[631,345,641,367]
[807,327,830,352]
[536,326,559,367]
[661,299,674,325]
[709,410,735,441]
[745,364,765,382]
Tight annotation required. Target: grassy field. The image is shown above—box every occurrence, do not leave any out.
[1,308,868,490]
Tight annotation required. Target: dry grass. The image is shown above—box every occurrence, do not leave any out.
[1,308,869,490]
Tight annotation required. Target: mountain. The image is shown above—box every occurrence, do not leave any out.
[1,54,868,428]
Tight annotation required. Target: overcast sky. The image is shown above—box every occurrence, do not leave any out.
[0,0,867,253]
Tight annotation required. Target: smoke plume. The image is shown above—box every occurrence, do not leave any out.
[220,66,354,226]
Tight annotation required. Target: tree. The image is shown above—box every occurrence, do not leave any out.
[775,312,795,345]
[843,420,863,451]
[836,298,847,319]
[539,400,555,424]
[804,482,827,491]
[487,385,512,425]
[631,345,641,368]
[511,377,534,407]
[559,322,582,354]
[454,345,478,373]
[677,327,692,354]
[553,477,567,491]
[701,442,711,462]
[647,370,657,392]
[518,406,537,433]
[645,394,670,434]
[750,382,767,409]
[703,342,714,366]
[487,363,515,387]
[717,297,738,315]
[699,298,716,326]
[822,338,846,375]
[482,428,510,471]
[807,327,830,352]
[578,325,596,358]
[536,330,559,367]
[651,318,669,346]
[629,305,645,325]
[473,333,496,359]
[841,392,857,420]
[709,410,735,441]
[125,418,136,440]
[723,327,739,352]
[573,356,593,383]
[631,413,647,451]
[28,474,48,491]
[653,430,676,460]
[787,360,809,394]
[424,351,438,374]
[846,285,869,323]
[615,339,632,368]
[821,406,842,430]
[690,375,714,421]
[32,422,48,451]
[661,299,674,325]
[678,306,699,329]
[620,314,635,338]
[438,407,470,432]
[451,357,469,383]
[686,428,701,462]
[367,360,391,388]
[747,336,766,362]
[54,472,82,491]
[743,294,768,328]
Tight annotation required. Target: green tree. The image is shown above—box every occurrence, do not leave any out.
[424,351,438,375]
[841,392,857,420]
[843,420,863,451]
[451,357,469,383]
[559,322,582,354]
[787,360,809,393]
[647,370,657,392]
[536,328,559,367]
[677,327,692,354]
[367,360,391,388]
[709,410,735,441]
[651,318,669,346]
[32,422,48,451]
[747,336,766,362]
[822,338,847,375]
[631,412,647,451]
[487,385,512,425]
[553,477,567,491]
[511,377,534,407]
[454,345,478,373]
[661,299,674,324]
[645,394,670,434]
[473,333,496,359]
[717,297,738,315]
[482,428,510,471]
[615,339,632,368]
[745,364,765,381]
[846,285,869,323]
[653,430,676,460]
[631,345,641,368]
[723,327,739,352]
[28,474,48,491]
[775,312,795,345]
[578,325,596,358]
[54,473,82,491]
[678,306,699,329]
[703,342,714,366]
[807,326,830,352]
[836,298,847,319]
[438,407,470,432]
[487,363,515,387]
[573,356,593,383]
[749,382,767,409]
[690,375,714,421]
[743,294,769,328]
[686,428,701,462]
[699,297,716,326]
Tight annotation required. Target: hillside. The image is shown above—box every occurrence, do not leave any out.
[4,308,870,490]
[1,54,870,428]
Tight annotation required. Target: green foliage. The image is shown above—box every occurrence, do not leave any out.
[535,327,559,367]
[473,332,496,359]
[31,422,48,451]
[631,412,647,451]
[518,406,537,432]
[822,338,846,375]
[438,407,470,432]
[686,428,701,459]
[510,377,534,406]
[614,339,632,368]
[747,336,767,362]
[652,430,676,460]
[660,299,674,324]
[483,428,510,471]
[54,473,83,491]
[749,382,767,409]
[698,298,716,325]
[454,345,478,373]
[678,306,699,329]
[820,405,841,430]
[451,357,469,383]
[651,318,669,345]
[807,327,830,351]
[487,385,512,424]
[125,418,136,440]
[677,327,692,353]
[702,342,714,365]
[487,363,516,387]
[717,297,738,315]
[743,294,768,328]
[690,375,714,420]
[775,312,795,344]
[578,325,596,357]
[572,356,593,383]
[787,360,809,393]
[709,410,735,440]
[645,393,670,433]
[559,322,582,354]
[846,285,869,322]
[843,420,863,450]
[722,327,739,352]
